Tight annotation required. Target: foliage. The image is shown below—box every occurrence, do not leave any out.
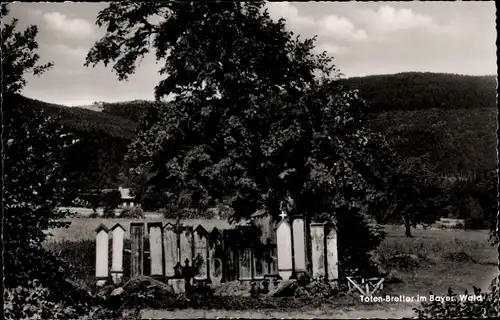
[343,72,496,112]
[22,95,138,139]
[438,170,498,237]
[17,78,496,221]
[17,94,135,191]
[85,1,394,275]
[413,277,500,319]
[369,106,496,183]
[370,107,496,235]
[4,279,138,320]
[102,189,122,215]
[373,153,444,236]
[101,100,153,123]
[368,105,496,235]
[1,3,53,93]
[120,206,145,218]
[1,8,130,320]
[2,3,80,289]
[293,280,342,298]
[337,209,387,276]
[5,280,82,320]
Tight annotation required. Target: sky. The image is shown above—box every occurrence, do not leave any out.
[6,1,497,107]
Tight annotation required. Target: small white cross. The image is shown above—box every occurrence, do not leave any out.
[279,211,287,220]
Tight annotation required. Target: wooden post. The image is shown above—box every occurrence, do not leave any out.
[276,212,293,280]
[163,223,178,278]
[304,211,312,276]
[148,222,164,279]
[326,223,339,281]
[95,224,110,286]
[292,217,307,273]
[193,225,209,281]
[310,222,326,280]
[110,223,125,284]
[130,223,145,277]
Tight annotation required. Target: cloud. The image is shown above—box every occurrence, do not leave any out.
[318,15,368,41]
[266,2,315,29]
[50,43,87,59]
[31,8,43,17]
[43,12,94,39]
[357,5,434,36]
[315,43,349,55]
[264,3,367,42]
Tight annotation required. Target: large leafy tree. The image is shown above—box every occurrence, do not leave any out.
[374,154,443,237]
[2,3,77,288]
[86,1,392,274]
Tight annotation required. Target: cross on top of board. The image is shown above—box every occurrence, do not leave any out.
[279,211,287,220]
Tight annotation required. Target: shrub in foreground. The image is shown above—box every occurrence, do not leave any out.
[5,279,141,320]
[413,277,500,319]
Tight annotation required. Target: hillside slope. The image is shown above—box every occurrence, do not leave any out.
[342,72,496,112]
[20,72,497,189]
[367,107,496,177]
[18,95,135,188]
[21,95,138,139]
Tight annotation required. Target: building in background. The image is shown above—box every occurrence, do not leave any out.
[119,186,137,209]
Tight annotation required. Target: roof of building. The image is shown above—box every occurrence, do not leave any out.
[251,209,268,218]
[119,187,134,200]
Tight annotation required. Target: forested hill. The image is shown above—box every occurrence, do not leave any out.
[17,94,137,188]
[18,72,497,191]
[18,94,138,140]
[341,72,496,112]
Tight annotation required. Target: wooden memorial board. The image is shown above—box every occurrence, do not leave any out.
[130,223,145,277]
[252,214,273,279]
[292,217,307,273]
[148,222,164,278]
[310,223,326,279]
[276,218,293,280]
[193,225,209,281]
[95,224,110,286]
[163,223,178,278]
[326,224,339,281]
[209,228,223,286]
[179,226,194,267]
[110,223,125,283]
[237,226,252,280]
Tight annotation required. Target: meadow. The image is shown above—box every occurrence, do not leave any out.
[44,217,499,314]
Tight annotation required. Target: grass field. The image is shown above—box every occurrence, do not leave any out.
[45,217,499,315]
[376,225,498,297]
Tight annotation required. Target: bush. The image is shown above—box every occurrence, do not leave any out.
[5,280,79,320]
[3,279,124,320]
[102,189,122,215]
[336,208,387,277]
[413,278,500,319]
[464,217,487,230]
[121,207,144,218]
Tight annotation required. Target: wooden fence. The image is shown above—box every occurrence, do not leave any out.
[95,213,339,288]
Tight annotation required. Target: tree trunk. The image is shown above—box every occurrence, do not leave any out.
[404,214,413,237]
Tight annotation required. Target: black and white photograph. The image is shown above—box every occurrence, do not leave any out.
[3,1,498,319]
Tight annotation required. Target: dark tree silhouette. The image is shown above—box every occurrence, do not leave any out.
[85,1,392,274]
